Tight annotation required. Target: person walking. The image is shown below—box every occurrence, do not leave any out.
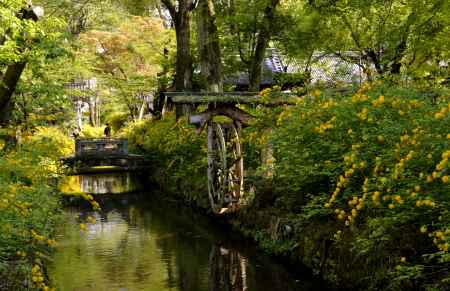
[104,123,111,138]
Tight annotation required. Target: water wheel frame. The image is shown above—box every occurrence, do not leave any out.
[207,120,244,214]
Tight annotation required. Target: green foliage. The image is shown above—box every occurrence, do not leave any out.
[273,72,309,89]
[217,0,283,76]
[282,0,450,78]
[80,125,105,138]
[264,83,450,289]
[125,115,209,206]
[74,11,173,121]
[105,111,129,132]
[0,127,72,290]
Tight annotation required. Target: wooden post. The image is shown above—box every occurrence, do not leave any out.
[122,140,128,154]
[207,120,216,211]
[75,139,82,157]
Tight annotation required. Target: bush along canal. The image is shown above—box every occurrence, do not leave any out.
[52,172,329,291]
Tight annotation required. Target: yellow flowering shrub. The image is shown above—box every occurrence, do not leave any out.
[0,127,72,290]
[269,83,450,289]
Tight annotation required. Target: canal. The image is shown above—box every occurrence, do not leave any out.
[51,173,328,291]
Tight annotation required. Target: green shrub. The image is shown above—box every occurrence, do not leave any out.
[268,83,450,289]
[105,112,129,132]
[80,125,105,138]
[0,127,72,290]
[273,72,309,89]
[125,114,209,206]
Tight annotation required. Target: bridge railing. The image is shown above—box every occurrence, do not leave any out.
[75,139,128,157]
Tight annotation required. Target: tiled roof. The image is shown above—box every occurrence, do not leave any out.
[225,50,366,86]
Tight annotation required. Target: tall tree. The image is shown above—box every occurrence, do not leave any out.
[302,0,450,77]
[77,13,168,121]
[248,0,280,91]
[161,0,198,91]
[218,0,281,91]
[196,0,222,92]
[0,2,44,125]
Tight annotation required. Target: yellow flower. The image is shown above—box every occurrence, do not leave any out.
[420,225,427,233]
[388,203,395,209]
[442,176,449,184]
[357,108,369,120]
[312,89,321,97]
[400,257,406,263]
[435,112,444,119]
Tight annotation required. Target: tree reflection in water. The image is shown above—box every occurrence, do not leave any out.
[209,245,248,291]
[60,172,142,195]
[51,192,327,291]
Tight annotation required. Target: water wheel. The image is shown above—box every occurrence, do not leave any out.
[207,120,244,214]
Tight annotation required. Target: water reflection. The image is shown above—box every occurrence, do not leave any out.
[50,194,327,291]
[60,173,142,194]
[209,245,249,291]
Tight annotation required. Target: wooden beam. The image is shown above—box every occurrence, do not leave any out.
[164,92,301,105]
[191,106,253,124]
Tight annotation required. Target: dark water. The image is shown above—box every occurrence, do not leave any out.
[51,174,327,291]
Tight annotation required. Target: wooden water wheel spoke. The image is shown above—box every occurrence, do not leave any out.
[207,120,244,214]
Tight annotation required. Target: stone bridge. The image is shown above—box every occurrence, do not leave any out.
[62,139,149,175]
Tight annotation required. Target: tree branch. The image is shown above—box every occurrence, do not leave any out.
[161,0,176,19]
[190,105,254,134]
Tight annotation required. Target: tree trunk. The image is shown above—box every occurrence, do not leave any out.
[88,95,100,127]
[76,100,83,131]
[248,0,280,92]
[175,14,193,91]
[155,48,170,119]
[365,49,384,75]
[197,0,222,93]
[0,62,27,125]
[0,4,43,126]
[175,16,194,118]
[138,99,146,120]
[390,40,407,75]
[248,36,267,92]
[161,0,196,119]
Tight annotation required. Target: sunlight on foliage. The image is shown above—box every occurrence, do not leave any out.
[264,83,450,289]
[0,127,71,290]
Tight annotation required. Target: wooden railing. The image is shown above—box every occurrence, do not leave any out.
[75,139,128,157]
